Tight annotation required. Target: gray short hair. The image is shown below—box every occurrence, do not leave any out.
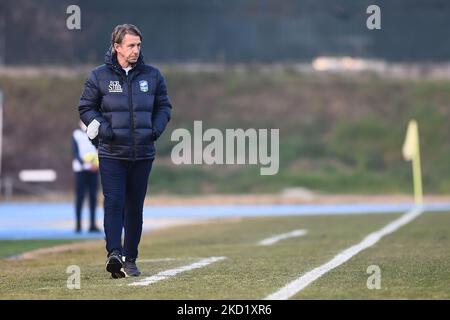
[111,24,142,54]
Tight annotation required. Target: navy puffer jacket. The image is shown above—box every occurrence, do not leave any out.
[78,48,172,161]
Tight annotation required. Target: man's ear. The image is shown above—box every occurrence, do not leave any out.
[113,43,121,53]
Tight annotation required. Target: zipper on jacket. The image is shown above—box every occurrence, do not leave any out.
[127,76,136,161]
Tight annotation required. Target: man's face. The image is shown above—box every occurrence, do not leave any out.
[114,34,141,66]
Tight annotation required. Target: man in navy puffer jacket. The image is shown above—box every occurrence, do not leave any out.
[79,24,172,278]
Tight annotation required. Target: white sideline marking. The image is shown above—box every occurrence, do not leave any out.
[258,229,308,246]
[265,207,424,300]
[138,257,209,263]
[129,256,226,286]
[138,258,184,263]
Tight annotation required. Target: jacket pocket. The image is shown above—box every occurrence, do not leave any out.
[99,122,115,142]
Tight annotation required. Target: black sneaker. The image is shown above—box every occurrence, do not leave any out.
[123,258,141,277]
[106,250,125,279]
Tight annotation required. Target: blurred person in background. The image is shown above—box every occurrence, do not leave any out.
[78,24,172,278]
[72,120,100,233]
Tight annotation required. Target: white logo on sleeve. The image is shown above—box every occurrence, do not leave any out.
[108,81,123,93]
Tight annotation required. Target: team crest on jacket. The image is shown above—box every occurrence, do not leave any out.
[139,80,149,92]
[108,81,123,93]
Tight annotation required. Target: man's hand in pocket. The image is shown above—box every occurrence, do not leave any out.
[99,122,114,141]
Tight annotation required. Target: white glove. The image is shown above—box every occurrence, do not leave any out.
[86,119,101,139]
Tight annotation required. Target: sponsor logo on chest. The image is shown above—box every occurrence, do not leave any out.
[108,81,123,93]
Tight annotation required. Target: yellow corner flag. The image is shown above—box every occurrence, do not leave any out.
[402,120,423,205]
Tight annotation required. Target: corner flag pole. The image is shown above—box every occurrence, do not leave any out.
[402,119,423,206]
